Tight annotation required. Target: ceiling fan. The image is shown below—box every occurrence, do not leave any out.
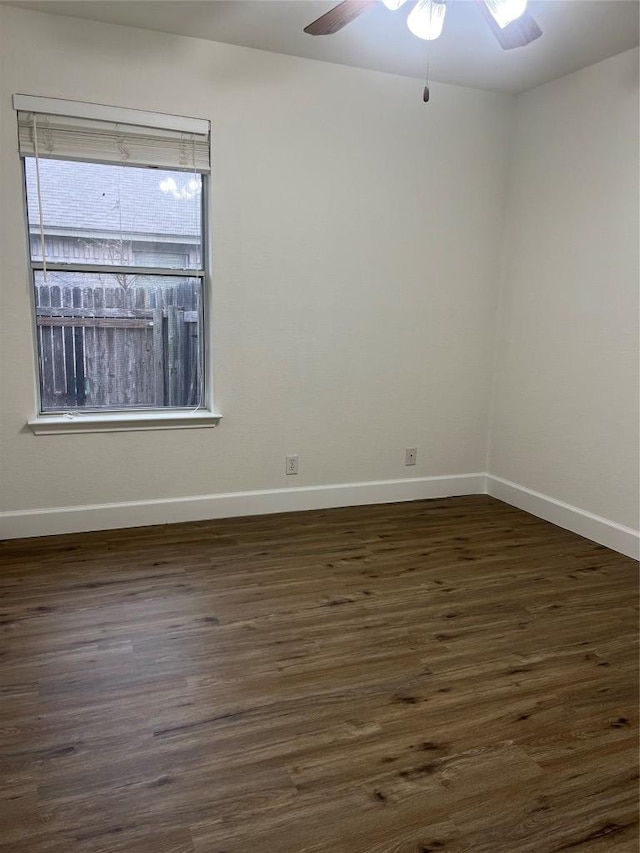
[304,0,543,51]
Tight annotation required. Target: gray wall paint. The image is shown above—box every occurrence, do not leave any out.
[488,48,639,529]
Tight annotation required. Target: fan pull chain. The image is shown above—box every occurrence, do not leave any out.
[423,44,431,103]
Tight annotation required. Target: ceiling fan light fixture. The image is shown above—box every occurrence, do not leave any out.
[407,0,447,41]
[382,0,409,9]
[483,0,528,29]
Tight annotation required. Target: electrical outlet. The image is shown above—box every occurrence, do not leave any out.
[405,447,417,466]
[286,455,299,475]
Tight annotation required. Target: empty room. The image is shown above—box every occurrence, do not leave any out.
[0,1,638,850]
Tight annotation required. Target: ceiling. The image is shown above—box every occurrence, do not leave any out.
[4,0,640,94]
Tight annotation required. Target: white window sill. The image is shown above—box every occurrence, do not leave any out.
[28,410,222,435]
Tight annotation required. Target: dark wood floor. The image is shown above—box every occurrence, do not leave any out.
[0,495,637,852]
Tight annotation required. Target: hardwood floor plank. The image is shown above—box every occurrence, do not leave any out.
[0,496,637,851]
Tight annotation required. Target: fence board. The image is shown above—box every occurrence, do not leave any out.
[36,307,198,322]
[37,307,156,319]
[83,287,96,405]
[35,281,200,410]
[37,317,153,329]
[37,285,54,408]
[72,287,86,406]
[112,288,124,405]
[152,307,164,406]
[94,287,108,408]
[50,285,65,400]
[186,313,199,406]
[166,305,183,407]
[62,287,76,407]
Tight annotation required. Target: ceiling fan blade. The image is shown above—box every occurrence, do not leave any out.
[476,1,543,50]
[304,0,377,35]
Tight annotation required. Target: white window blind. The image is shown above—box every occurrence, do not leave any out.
[14,96,210,173]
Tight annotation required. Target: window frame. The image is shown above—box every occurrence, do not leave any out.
[18,117,221,435]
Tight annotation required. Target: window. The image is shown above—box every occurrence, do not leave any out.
[15,96,219,433]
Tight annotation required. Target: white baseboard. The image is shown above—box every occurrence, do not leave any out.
[0,473,485,540]
[486,475,640,561]
[3,473,637,561]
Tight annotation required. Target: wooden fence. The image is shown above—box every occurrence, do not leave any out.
[35,282,202,410]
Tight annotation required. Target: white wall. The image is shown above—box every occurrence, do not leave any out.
[0,6,510,526]
[1,8,637,549]
[488,48,640,532]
